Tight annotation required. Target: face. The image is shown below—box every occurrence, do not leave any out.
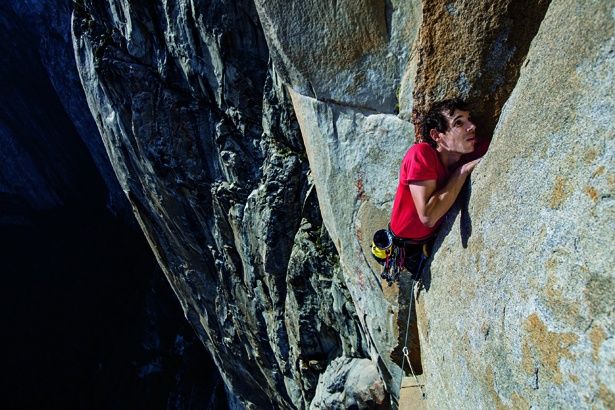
[434,109,476,155]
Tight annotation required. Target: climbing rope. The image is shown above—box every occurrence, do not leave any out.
[399,277,426,400]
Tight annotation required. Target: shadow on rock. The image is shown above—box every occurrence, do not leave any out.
[418,179,473,294]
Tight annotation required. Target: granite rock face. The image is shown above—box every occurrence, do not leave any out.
[261,0,577,406]
[72,0,614,408]
[419,1,615,408]
[409,0,550,137]
[254,0,421,113]
[72,1,371,408]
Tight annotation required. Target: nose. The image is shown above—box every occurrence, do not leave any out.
[467,120,476,132]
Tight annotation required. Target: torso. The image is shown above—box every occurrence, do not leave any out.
[390,143,450,240]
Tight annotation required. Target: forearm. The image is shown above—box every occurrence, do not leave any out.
[421,170,470,227]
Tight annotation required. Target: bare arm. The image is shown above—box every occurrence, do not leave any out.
[409,158,481,228]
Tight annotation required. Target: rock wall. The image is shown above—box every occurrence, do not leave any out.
[419,1,615,407]
[1,0,128,216]
[256,0,583,406]
[72,0,614,408]
[1,1,224,407]
[0,1,106,214]
[72,1,373,408]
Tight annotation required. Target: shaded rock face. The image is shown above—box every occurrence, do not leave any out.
[72,1,371,408]
[0,2,106,215]
[1,0,128,217]
[2,209,224,409]
[1,1,225,408]
[72,0,614,409]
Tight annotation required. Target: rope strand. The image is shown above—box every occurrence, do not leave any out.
[398,278,426,400]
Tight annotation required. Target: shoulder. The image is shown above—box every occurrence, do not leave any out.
[412,142,437,155]
[401,142,440,181]
[404,142,437,162]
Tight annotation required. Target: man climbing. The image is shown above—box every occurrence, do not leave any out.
[389,98,484,278]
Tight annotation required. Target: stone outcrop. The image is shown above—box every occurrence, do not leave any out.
[71,0,614,408]
[310,357,387,408]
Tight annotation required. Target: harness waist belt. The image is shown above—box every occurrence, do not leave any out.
[388,224,432,247]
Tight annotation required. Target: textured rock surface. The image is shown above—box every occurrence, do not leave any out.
[408,0,550,137]
[418,0,614,408]
[288,88,412,395]
[1,1,223,407]
[72,1,371,408]
[255,0,421,113]
[70,0,614,408]
[268,0,562,405]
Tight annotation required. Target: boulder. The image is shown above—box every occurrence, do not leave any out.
[310,357,388,409]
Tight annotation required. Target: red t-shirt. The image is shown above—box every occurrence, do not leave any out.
[390,143,450,240]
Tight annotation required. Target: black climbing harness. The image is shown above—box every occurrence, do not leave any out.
[371,228,431,286]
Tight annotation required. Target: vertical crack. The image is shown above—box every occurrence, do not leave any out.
[412,0,551,139]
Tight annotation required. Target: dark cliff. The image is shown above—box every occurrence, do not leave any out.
[72,1,371,408]
[1,1,224,407]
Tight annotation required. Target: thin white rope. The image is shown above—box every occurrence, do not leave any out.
[399,278,426,401]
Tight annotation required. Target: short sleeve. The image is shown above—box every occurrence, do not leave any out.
[401,143,439,184]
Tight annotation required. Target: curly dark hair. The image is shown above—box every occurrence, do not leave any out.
[412,98,470,147]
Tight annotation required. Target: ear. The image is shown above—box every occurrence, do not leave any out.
[429,128,440,143]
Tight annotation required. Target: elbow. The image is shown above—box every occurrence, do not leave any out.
[418,214,437,228]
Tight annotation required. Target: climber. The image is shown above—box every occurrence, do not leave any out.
[389,98,484,279]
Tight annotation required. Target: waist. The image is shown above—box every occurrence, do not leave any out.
[388,223,433,246]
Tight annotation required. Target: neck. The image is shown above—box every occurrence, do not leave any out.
[436,148,462,169]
